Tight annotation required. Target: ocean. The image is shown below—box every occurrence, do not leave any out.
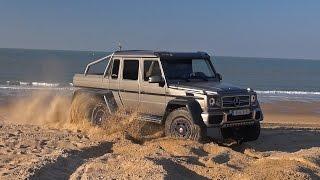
[0,48,319,102]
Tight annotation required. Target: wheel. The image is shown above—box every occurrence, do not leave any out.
[241,122,260,142]
[90,103,109,125]
[221,122,261,142]
[165,107,206,141]
[69,92,109,126]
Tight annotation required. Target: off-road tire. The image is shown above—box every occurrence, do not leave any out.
[165,107,206,141]
[69,92,109,126]
[241,122,260,142]
[221,122,261,142]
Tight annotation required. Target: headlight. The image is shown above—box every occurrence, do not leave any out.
[208,97,216,106]
[251,94,257,104]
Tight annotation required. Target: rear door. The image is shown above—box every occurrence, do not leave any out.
[119,59,140,110]
[108,58,121,91]
[103,58,123,109]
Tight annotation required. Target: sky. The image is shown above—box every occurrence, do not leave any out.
[0,0,320,59]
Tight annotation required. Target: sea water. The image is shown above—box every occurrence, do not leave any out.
[0,48,319,102]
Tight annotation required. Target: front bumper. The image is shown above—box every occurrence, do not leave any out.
[201,107,263,128]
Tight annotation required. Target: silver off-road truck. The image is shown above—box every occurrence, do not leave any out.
[71,50,263,142]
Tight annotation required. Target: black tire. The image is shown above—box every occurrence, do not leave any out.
[241,122,260,142]
[221,122,261,142]
[70,92,109,126]
[165,107,206,141]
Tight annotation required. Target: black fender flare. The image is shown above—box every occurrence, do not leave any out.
[73,88,106,101]
[164,98,205,127]
[72,88,118,113]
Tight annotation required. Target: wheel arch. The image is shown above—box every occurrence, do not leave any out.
[72,88,118,113]
[72,88,105,101]
[163,97,205,127]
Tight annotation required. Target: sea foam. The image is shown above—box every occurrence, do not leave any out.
[1,81,320,102]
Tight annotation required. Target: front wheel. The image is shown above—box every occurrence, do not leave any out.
[221,122,261,143]
[165,108,206,141]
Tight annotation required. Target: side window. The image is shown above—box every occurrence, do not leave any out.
[123,60,139,80]
[144,60,161,81]
[87,60,108,75]
[111,59,120,79]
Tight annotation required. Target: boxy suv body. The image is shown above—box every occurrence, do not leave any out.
[72,50,263,142]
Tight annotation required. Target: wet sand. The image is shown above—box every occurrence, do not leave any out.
[262,101,320,127]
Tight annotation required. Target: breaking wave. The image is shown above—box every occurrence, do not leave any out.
[256,90,320,102]
[256,90,320,95]
[0,81,320,102]
[2,80,73,88]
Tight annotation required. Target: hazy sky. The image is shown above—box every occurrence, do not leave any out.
[1,0,320,59]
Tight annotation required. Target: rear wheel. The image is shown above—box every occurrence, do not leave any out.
[90,103,109,125]
[70,92,109,126]
[165,107,206,141]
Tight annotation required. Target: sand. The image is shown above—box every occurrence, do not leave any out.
[262,101,320,127]
[0,93,319,179]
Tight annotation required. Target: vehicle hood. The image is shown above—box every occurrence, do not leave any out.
[168,81,249,94]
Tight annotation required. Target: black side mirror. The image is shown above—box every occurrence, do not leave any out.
[148,75,163,83]
[216,73,222,81]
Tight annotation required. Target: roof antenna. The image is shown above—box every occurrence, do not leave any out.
[118,42,122,51]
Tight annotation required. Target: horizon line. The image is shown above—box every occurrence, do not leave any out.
[0,47,319,61]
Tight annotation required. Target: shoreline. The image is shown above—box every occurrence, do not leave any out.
[261,101,320,127]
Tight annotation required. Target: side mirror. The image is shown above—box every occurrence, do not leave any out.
[216,73,222,81]
[148,75,163,83]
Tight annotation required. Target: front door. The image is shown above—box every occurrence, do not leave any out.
[119,59,140,110]
[140,59,166,116]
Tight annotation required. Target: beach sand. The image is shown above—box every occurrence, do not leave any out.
[0,94,319,179]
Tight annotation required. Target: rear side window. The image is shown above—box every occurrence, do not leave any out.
[111,59,120,79]
[123,60,139,80]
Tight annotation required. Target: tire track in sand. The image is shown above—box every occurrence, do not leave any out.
[28,141,113,180]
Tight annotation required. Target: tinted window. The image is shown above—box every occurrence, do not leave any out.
[144,60,161,81]
[123,60,139,80]
[111,59,120,79]
[192,60,215,77]
[162,59,215,81]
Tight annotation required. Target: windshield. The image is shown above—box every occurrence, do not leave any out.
[161,59,216,82]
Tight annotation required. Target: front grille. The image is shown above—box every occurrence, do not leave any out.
[227,113,252,121]
[222,95,250,108]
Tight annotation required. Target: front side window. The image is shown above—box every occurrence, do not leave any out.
[144,60,162,81]
[123,60,139,80]
[161,59,216,82]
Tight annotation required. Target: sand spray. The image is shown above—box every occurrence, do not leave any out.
[0,90,163,140]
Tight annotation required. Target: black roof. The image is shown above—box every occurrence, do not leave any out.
[113,50,210,59]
